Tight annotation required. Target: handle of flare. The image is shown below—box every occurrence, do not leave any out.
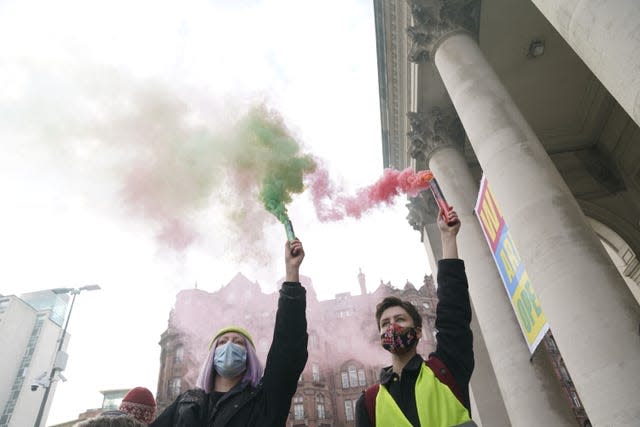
[284,219,296,242]
[429,178,459,226]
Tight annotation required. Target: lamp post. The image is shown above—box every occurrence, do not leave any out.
[33,285,101,427]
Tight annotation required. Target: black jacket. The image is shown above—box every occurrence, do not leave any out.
[355,259,474,427]
[151,281,308,427]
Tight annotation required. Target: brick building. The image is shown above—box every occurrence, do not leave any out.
[155,271,439,427]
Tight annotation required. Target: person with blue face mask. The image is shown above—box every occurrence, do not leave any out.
[151,239,308,427]
[213,333,249,378]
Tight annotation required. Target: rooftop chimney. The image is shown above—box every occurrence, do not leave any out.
[358,268,367,295]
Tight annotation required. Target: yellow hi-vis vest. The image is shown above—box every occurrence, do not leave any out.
[374,363,473,427]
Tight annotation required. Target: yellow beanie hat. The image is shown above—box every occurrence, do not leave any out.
[208,326,255,350]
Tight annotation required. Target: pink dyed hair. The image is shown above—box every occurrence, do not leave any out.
[195,335,264,392]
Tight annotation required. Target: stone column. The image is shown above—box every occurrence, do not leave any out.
[409,106,575,427]
[423,6,640,424]
[530,0,640,127]
[405,191,441,275]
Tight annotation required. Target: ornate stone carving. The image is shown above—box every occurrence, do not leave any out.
[406,192,439,237]
[406,0,480,62]
[407,106,465,162]
[407,111,429,161]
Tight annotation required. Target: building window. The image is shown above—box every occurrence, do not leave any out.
[312,364,320,382]
[358,369,366,386]
[174,345,184,364]
[316,394,326,419]
[298,374,304,384]
[103,396,123,410]
[293,395,304,420]
[348,365,358,387]
[309,333,318,349]
[0,298,10,314]
[344,399,354,421]
[570,391,582,408]
[168,378,181,398]
[342,364,363,388]
[338,309,352,318]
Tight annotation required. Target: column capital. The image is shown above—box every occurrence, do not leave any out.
[406,0,480,63]
[407,106,465,163]
[406,192,439,238]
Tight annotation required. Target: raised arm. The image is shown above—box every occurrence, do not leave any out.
[431,209,474,410]
[261,239,309,413]
[440,208,460,259]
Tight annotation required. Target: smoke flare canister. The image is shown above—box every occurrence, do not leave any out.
[284,219,296,242]
[429,178,459,226]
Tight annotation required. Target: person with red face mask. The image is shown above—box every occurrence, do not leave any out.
[356,208,476,427]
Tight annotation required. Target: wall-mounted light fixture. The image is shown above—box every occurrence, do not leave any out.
[528,39,545,58]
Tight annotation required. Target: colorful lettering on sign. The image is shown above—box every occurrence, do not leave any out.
[499,234,522,283]
[512,272,546,341]
[475,176,549,353]
[494,230,522,296]
[477,184,504,250]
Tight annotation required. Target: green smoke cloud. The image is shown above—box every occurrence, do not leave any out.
[233,106,316,224]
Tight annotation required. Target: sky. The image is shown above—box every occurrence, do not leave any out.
[0,0,432,423]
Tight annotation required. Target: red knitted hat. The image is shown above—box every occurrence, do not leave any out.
[119,387,156,424]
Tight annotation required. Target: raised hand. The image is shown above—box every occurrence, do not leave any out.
[437,207,461,236]
[437,208,460,259]
[285,239,305,282]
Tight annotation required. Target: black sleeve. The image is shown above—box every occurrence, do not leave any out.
[261,282,309,406]
[355,393,372,427]
[149,390,206,427]
[149,400,177,427]
[432,259,474,405]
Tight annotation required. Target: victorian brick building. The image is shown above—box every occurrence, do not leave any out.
[155,271,439,427]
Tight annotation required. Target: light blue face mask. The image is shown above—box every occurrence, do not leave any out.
[214,342,247,378]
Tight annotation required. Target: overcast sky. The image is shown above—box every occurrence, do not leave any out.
[0,0,432,423]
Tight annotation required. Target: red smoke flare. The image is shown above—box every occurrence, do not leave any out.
[309,166,433,221]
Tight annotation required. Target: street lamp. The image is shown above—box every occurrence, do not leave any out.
[33,285,101,427]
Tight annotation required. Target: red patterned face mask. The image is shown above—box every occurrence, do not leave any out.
[380,323,418,354]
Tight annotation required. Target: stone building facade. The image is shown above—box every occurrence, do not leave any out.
[0,291,69,427]
[374,0,640,425]
[155,271,439,427]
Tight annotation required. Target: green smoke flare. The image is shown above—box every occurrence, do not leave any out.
[236,107,316,223]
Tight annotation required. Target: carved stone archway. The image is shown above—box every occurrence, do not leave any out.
[588,217,640,305]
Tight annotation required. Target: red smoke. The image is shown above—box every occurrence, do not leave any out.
[309,166,433,221]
